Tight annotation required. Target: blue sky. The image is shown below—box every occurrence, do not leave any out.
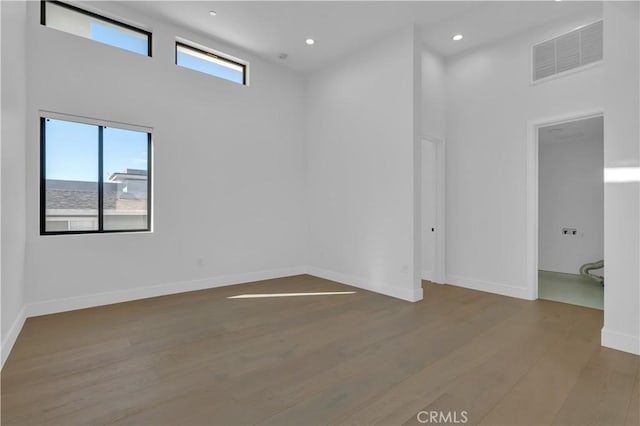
[45,118,147,182]
[91,22,147,56]
[91,20,242,84]
[177,51,243,84]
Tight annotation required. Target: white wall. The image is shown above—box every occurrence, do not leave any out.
[539,120,604,274]
[306,26,423,301]
[23,1,308,308]
[421,47,446,141]
[601,1,640,355]
[1,0,28,365]
[445,10,604,299]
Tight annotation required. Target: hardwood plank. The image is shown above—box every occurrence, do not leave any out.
[1,276,637,426]
[337,297,585,425]
[5,294,374,423]
[258,290,520,425]
[477,307,603,425]
[78,285,478,425]
[625,371,640,426]
[551,346,639,425]
[398,303,595,426]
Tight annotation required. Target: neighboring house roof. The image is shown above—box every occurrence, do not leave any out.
[109,168,148,182]
[45,179,146,210]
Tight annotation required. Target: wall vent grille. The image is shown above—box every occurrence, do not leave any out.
[533,20,603,81]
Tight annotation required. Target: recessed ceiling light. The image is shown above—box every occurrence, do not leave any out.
[305,38,315,45]
[452,34,464,41]
[209,10,217,16]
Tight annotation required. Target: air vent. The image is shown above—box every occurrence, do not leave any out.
[533,20,603,82]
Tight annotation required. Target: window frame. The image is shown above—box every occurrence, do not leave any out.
[40,115,153,236]
[175,41,247,86]
[40,0,153,57]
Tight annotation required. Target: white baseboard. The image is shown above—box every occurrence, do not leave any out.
[446,274,534,300]
[4,267,541,369]
[3,264,427,368]
[601,327,640,355]
[307,266,423,302]
[0,266,306,369]
[1,306,26,368]
[27,266,308,318]
[422,270,434,281]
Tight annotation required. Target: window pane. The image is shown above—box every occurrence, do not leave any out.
[45,2,150,56]
[90,22,148,55]
[176,43,245,85]
[44,118,99,232]
[103,127,149,231]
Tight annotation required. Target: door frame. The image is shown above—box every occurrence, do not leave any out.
[421,136,446,284]
[525,109,604,300]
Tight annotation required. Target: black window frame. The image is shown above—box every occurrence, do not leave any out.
[40,0,152,57]
[175,41,247,86]
[40,116,153,236]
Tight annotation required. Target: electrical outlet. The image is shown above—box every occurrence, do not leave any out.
[562,228,577,236]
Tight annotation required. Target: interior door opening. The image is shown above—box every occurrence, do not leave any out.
[421,138,445,284]
[536,115,604,309]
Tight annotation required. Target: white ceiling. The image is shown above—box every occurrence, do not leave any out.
[421,1,602,57]
[118,1,602,73]
[539,116,604,145]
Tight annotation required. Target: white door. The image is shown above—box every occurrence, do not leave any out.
[422,140,438,282]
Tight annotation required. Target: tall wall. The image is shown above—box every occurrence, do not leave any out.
[422,48,446,141]
[23,1,308,309]
[306,26,422,301]
[601,1,640,355]
[444,11,604,299]
[1,0,28,365]
[539,120,604,274]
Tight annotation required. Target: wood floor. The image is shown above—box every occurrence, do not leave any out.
[2,275,638,425]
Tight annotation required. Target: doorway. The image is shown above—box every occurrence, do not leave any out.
[536,115,604,309]
[421,138,445,284]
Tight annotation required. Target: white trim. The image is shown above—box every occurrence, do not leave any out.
[601,327,640,355]
[447,274,534,300]
[526,110,604,301]
[307,266,423,302]
[39,110,153,133]
[0,265,425,367]
[422,134,444,145]
[1,306,27,369]
[175,36,248,67]
[26,266,307,318]
[421,136,446,284]
[422,270,434,282]
[58,0,153,33]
